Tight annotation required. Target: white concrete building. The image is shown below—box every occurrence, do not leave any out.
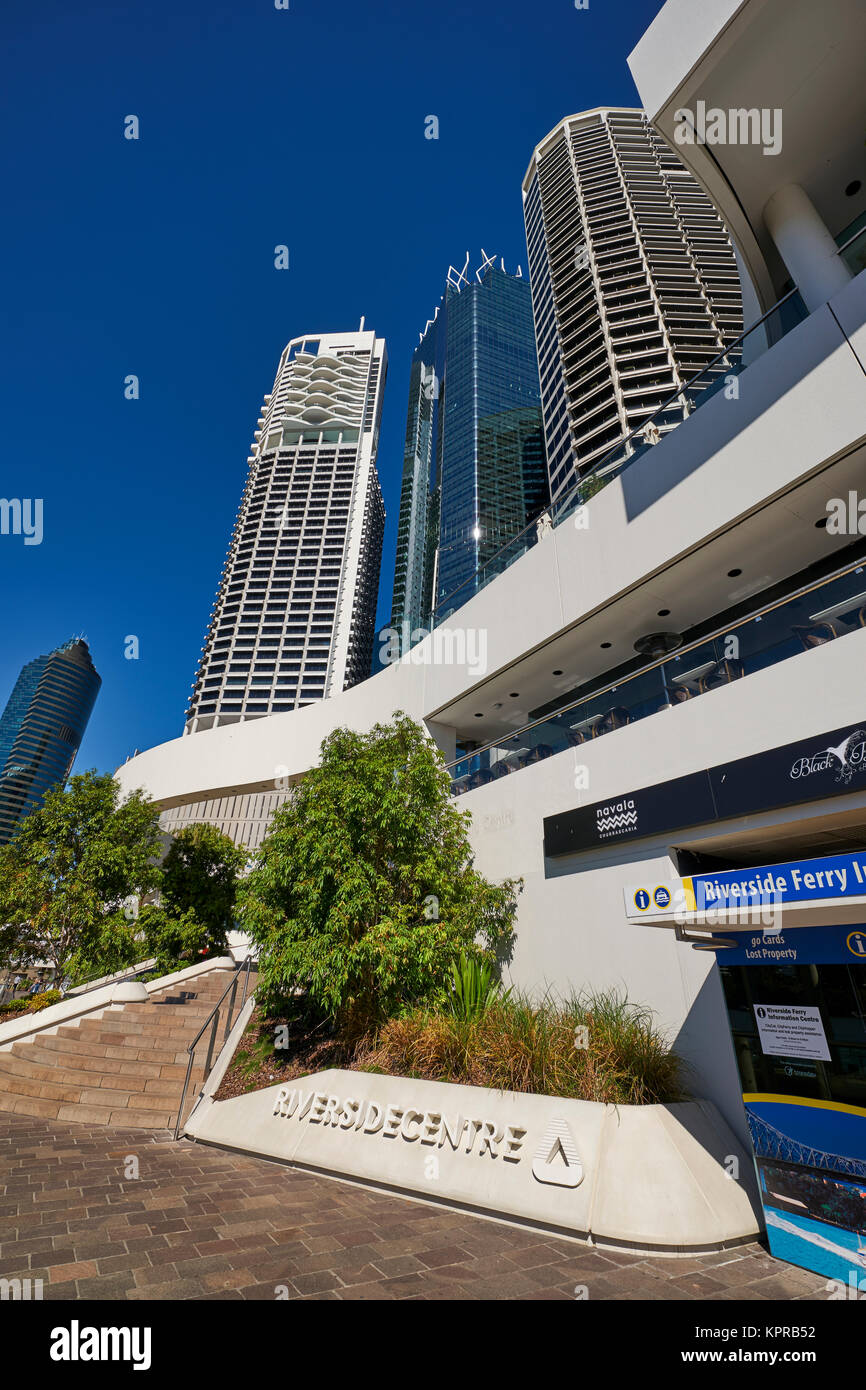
[117,0,866,1183]
[185,329,386,735]
[522,108,743,504]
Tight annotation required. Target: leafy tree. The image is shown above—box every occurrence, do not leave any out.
[239,712,520,1034]
[161,822,246,950]
[138,905,210,975]
[140,823,246,971]
[0,770,163,982]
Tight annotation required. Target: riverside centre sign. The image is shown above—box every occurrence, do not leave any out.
[271,1085,544,1172]
[184,1068,761,1250]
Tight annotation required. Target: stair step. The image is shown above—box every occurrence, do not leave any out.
[119,1008,214,1025]
[0,1074,84,1104]
[110,1109,173,1129]
[2,1049,205,1088]
[65,1022,198,1044]
[4,1094,62,1120]
[0,965,238,1130]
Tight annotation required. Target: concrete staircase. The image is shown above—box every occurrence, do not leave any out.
[0,967,236,1130]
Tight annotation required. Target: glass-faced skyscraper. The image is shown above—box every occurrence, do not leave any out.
[391,254,547,638]
[185,329,387,734]
[0,638,101,844]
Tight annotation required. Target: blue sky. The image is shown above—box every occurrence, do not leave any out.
[1,0,663,775]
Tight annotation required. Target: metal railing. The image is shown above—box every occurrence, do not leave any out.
[173,955,256,1140]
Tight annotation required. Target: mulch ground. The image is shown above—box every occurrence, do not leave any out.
[214,1005,357,1101]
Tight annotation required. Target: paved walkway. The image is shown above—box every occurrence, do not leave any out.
[0,1114,829,1301]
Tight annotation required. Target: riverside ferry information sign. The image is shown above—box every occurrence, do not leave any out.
[625,850,866,922]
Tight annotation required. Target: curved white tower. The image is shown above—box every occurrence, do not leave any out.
[523,108,743,504]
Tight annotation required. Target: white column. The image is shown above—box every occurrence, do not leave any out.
[763,183,852,313]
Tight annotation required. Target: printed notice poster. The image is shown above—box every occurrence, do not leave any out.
[753,1004,831,1061]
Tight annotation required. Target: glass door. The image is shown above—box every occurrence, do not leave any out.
[718,924,866,1284]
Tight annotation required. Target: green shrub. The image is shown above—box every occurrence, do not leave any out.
[138,905,210,974]
[359,989,686,1106]
[0,989,63,1018]
[240,713,520,1035]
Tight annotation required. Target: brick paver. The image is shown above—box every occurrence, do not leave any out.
[0,1114,830,1300]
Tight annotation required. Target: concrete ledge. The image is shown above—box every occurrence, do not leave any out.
[143,957,235,996]
[0,957,237,1049]
[66,959,157,995]
[183,1068,761,1253]
[111,981,149,1003]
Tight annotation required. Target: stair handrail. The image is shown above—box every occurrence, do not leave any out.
[173,954,255,1140]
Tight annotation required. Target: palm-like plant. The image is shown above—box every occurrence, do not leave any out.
[448,952,510,1022]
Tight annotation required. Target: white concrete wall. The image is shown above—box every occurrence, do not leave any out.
[459,628,866,1144]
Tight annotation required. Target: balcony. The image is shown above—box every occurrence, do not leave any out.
[449,553,866,795]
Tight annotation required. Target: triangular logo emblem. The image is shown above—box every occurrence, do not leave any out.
[531,1117,584,1187]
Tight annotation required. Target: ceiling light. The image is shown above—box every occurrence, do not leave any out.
[509,692,520,698]
[845,180,862,197]
[727,568,742,577]
[552,669,563,675]
[657,609,670,617]
[600,642,611,649]
[815,517,828,529]
[634,631,683,658]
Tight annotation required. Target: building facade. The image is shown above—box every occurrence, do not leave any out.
[523,108,743,505]
[117,0,866,1281]
[391,255,547,640]
[185,330,387,735]
[0,638,101,843]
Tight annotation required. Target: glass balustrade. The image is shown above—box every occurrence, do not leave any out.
[448,559,866,795]
[432,288,809,629]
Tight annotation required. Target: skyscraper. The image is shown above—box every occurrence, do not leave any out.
[0,638,101,844]
[522,108,743,505]
[391,253,547,638]
[185,329,387,734]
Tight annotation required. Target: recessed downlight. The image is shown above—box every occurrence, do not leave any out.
[727,568,742,577]
[600,641,612,649]
[657,608,670,617]
[815,516,828,529]
[845,180,862,197]
[474,712,483,718]
[552,669,563,675]
[509,692,520,698]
